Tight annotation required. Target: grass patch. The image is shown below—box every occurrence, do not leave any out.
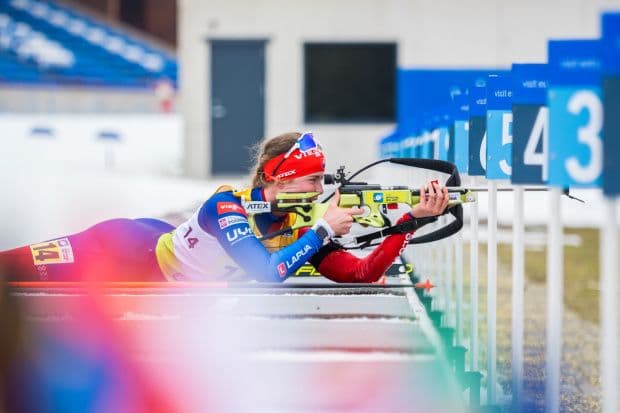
[486,227,600,324]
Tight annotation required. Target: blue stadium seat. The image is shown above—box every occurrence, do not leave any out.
[0,0,177,88]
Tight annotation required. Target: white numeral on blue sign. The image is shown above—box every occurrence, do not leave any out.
[500,112,513,175]
[565,91,603,183]
[480,132,487,171]
[523,107,549,181]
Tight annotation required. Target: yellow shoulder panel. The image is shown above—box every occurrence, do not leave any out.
[214,184,235,194]
[232,187,253,202]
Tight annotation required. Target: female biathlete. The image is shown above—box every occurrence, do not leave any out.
[0,132,449,283]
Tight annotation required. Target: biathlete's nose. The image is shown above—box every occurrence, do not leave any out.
[315,181,323,194]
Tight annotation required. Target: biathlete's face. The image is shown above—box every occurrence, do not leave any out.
[277,173,324,197]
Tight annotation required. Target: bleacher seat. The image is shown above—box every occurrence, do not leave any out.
[0,0,177,88]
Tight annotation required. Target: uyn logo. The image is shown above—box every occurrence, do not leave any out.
[226,226,252,243]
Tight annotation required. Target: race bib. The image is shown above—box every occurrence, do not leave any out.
[30,238,75,265]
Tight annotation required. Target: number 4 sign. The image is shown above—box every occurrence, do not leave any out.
[548,39,603,188]
[511,63,549,184]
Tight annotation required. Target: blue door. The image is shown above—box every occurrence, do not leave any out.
[210,40,266,175]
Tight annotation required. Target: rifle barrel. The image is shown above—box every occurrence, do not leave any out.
[406,187,548,194]
[449,187,548,192]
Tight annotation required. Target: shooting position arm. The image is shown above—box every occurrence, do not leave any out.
[310,181,449,283]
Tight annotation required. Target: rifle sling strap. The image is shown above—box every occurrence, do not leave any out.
[354,215,438,247]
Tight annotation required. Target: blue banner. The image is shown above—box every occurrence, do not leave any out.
[548,39,603,188]
[511,64,549,184]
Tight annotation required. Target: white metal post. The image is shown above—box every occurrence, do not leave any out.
[487,180,498,405]
[546,187,563,413]
[470,177,480,372]
[512,186,525,412]
[446,230,454,324]
[455,231,464,346]
[601,198,618,413]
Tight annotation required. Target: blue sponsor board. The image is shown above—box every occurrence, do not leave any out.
[602,13,620,196]
[548,39,603,188]
[486,74,513,179]
[511,63,549,184]
[468,78,488,175]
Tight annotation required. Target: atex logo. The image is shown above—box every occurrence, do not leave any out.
[226,226,253,244]
[218,215,247,229]
[243,201,271,213]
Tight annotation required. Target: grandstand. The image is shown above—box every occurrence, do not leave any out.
[0,0,176,112]
[0,0,175,85]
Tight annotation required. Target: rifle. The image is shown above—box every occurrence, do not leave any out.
[259,158,584,249]
[267,158,468,248]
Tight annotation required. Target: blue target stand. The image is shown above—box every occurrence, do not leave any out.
[468,78,488,176]
[508,62,549,413]
[548,40,603,188]
[482,73,514,407]
[511,64,549,184]
[602,13,620,196]
[546,38,603,413]
[436,109,452,162]
[600,12,620,413]
[420,112,435,160]
[486,74,513,180]
[453,91,470,174]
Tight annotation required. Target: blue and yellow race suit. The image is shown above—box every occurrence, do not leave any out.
[0,186,414,283]
[155,186,324,282]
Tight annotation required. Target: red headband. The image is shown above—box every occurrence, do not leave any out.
[263,147,326,181]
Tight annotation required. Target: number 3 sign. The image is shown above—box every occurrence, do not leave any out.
[548,39,603,188]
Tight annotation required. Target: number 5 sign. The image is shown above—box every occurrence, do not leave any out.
[548,40,603,188]
[486,74,513,180]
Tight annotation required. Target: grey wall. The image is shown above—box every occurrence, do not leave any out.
[178,0,620,179]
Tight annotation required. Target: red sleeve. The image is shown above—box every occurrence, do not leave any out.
[311,213,414,283]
